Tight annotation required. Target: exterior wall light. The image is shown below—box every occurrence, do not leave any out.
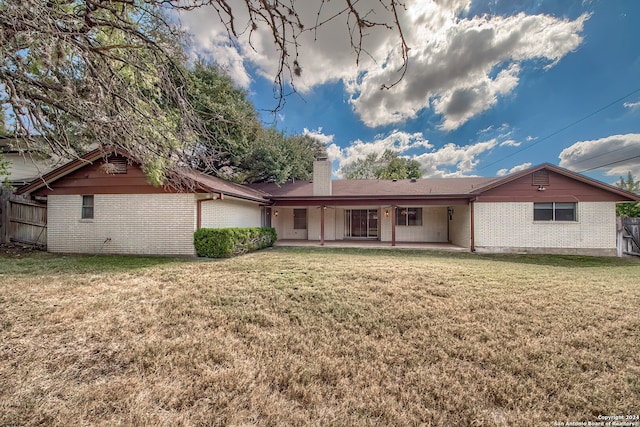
[274,210,279,217]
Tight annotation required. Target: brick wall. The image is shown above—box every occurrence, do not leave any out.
[200,197,262,228]
[474,201,617,255]
[47,194,196,255]
[449,204,470,248]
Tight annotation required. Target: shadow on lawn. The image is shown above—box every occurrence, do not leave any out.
[273,246,640,268]
[0,249,187,275]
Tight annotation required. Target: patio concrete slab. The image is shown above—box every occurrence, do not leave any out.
[274,239,469,252]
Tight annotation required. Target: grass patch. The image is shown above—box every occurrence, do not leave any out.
[1,248,639,426]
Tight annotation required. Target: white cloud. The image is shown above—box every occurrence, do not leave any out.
[331,131,496,178]
[500,139,521,147]
[303,127,334,145]
[558,133,640,177]
[413,139,498,177]
[623,101,640,111]
[348,7,588,129]
[179,1,588,130]
[497,162,532,176]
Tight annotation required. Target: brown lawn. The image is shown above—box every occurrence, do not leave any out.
[0,247,639,426]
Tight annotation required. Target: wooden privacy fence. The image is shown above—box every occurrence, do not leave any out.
[617,217,640,257]
[7,198,47,247]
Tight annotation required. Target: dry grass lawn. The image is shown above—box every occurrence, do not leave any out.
[1,247,639,426]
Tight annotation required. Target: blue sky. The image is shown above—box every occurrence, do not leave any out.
[181,0,640,183]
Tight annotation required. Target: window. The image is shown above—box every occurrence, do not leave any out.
[81,195,94,219]
[396,207,422,226]
[534,202,576,221]
[293,209,307,229]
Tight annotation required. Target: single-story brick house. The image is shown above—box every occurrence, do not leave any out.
[16,148,640,256]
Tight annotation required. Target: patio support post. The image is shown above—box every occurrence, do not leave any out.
[320,205,325,246]
[391,205,396,247]
[470,200,475,252]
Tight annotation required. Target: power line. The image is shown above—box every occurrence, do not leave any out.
[478,86,640,171]
[577,154,640,173]
[566,144,637,167]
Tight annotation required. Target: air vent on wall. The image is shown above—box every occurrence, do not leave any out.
[532,170,549,186]
[101,156,128,174]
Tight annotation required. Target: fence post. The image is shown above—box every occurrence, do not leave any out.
[616,217,623,257]
[0,187,10,244]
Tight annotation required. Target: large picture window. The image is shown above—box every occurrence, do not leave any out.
[534,202,576,221]
[293,209,307,229]
[81,195,94,219]
[396,207,422,226]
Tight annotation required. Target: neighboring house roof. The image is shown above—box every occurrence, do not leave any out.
[1,135,64,184]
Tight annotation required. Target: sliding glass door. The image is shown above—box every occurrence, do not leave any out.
[345,209,378,238]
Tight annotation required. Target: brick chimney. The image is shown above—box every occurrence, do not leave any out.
[313,157,332,196]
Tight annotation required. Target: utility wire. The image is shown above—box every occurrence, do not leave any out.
[577,154,640,173]
[478,86,640,171]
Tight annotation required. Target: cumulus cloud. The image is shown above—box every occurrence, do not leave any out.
[558,134,640,177]
[303,127,334,145]
[179,1,588,130]
[329,130,496,178]
[623,101,640,111]
[497,162,532,176]
[413,139,498,177]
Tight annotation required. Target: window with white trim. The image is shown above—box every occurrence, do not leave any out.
[396,207,422,226]
[534,202,576,221]
[81,195,94,219]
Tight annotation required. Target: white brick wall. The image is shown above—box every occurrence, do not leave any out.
[200,197,262,229]
[272,208,308,240]
[449,205,470,248]
[380,206,448,242]
[47,194,196,256]
[313,160,332,196]
[474,201,617,253]
[308,206,336,241]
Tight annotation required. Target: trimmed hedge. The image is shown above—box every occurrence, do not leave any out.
[194,227,277,258]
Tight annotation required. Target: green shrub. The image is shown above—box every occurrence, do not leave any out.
[194,227,277,258]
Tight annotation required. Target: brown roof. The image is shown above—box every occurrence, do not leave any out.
[181,169,270,203]
[16,148,270,203]
[250,177,498,199]
[17,149,638,204]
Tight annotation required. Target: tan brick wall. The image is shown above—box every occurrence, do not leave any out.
[313,160,332,196]
[308,206,336,241]
[272,207,308,240]
[200,197,262,229]
[381,206,448,242]
[449,204,470,248]
[47,194,196,255]
[474,201,617,253]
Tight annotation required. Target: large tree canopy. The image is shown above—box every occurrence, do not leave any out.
[1,0,199,185]
[342,149,422,180]
[0,0,405,187]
